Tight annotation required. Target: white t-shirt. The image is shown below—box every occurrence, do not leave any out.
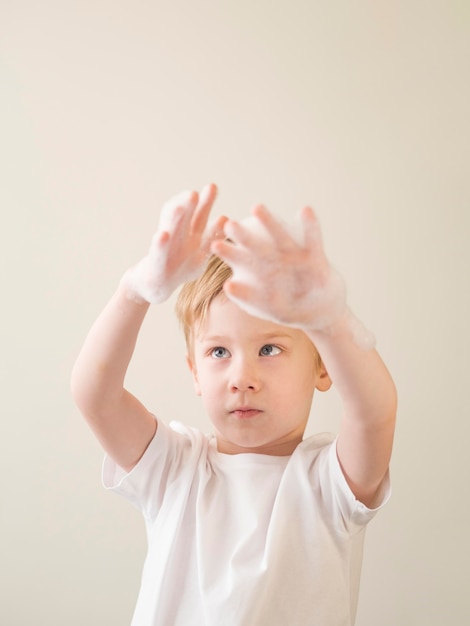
[103,418,390,626]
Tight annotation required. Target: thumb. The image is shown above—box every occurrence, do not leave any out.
[202,215,229,251]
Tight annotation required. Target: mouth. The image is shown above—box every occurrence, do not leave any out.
[230,408,262,419]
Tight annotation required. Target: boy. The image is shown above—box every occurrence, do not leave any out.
[71,184,397,625]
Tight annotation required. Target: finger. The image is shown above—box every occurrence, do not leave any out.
[223,217,266,249]
[252,204,297,247]
[150,223,170,248]
[223,280,254,304]
[300,206,323,250]
[204,215,229,245]
[190,183,218,235]
[211,238,248,266]
[199,215,229,256]
[198,183,218,212]
[149,228,171,257]
[159,190,199,233]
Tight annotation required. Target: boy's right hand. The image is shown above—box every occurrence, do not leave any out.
[122,184,226,304]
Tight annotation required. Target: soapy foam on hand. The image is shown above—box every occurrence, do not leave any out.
[158,190,194,233]
[238,213,305,247]
[224,211,376,351]
[123,187,217,305]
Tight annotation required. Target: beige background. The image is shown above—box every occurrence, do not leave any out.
[1,1,469,624]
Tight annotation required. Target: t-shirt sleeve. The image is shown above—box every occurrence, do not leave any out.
[303,434,391,534]
[326,438,391,531]
[102,417,208,521]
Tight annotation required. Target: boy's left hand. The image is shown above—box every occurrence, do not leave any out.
[211,204,347,331]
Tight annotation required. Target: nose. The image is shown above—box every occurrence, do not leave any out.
[228,355,260,393]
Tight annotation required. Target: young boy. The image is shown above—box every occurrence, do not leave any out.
[71,184,397,626]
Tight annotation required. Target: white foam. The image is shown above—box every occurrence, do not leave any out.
[224,212,375,351]
[158,190,195,233]
[237,212,305,247]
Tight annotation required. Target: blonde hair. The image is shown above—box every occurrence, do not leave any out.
[175,255,232,356]
[175,254,323,371]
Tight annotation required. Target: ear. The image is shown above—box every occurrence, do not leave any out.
[186,355,202,396]
[315,362,333,392]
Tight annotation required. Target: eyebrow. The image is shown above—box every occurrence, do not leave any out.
[198,332,294,343]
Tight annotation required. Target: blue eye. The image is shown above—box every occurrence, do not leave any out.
[211,347,230,359]
[259,344,281,357]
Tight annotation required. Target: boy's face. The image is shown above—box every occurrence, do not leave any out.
[187,295,331,455]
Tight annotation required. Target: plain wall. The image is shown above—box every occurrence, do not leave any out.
[1,1,469,624]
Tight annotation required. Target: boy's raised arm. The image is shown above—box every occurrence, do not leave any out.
[306,320,396,508]
[212,204,397,507]
[71,184,226,472]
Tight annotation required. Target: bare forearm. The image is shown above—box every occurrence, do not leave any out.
[71,282,150,418]
[308,312,397,505]
[307,312,397,427]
